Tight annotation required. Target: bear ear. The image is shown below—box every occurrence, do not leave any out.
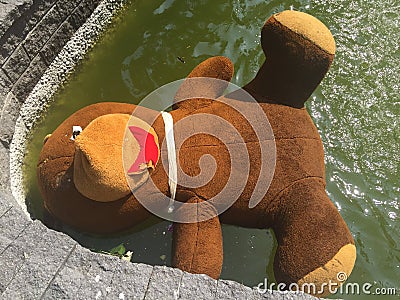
[173,56,234,112]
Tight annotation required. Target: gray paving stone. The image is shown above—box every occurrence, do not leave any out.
[108,261,153,300]
[0,191,13,216]
[11,53,47,101]
[67,0,102,31]
[41,245,94,299]
[0,0,33,37]
[11,219,47,249]
[0,206,30,250]
[2,225,76,299]
[0,220,45,293]
[0,234,12,256]
[43,246,153,300]
[255,288,327,299]
[54,0,82,21]
[1,44,31,83]
[0,144,11,193]
[0,68,12,102]
[0,92,22,146]
[0,3,19,36]
[216,279,255,299]
[40,20,75,65]
[25,0,57,31]
[74,249,120,300]
[282,291,321,299]
[0,238,26,293]
[0,19,30,66]
[23,5,63,59]
[144,265,184,300]
[178,272,217,299]
[254,287,285,299]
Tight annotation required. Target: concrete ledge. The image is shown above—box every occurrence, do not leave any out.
[0,1,323,299]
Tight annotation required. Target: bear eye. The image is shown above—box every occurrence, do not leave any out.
[70,126,83,141]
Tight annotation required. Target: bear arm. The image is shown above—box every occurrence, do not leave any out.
[171,194,223,280]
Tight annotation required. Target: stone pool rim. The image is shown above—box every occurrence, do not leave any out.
[0,0,322,298]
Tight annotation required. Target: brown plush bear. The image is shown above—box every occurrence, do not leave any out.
[37,10,356,296]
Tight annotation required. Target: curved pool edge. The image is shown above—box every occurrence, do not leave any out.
[0,0,324,298]
[10,0,128,213]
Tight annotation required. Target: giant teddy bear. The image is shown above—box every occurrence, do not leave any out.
[37,10,356,296]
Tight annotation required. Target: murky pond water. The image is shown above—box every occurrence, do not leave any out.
[24,0,399,298]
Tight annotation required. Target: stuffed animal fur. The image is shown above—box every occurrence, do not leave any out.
[37,10,356,296]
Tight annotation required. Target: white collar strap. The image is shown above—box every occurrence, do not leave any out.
[161,111,177,213]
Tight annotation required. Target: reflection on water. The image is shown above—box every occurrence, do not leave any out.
[308,1,399,297]
[24,0,399,298]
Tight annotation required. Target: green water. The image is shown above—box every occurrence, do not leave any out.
[23,0,399,298]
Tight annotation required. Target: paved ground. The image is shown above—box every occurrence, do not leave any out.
[0,1,324,299]
[1,192,319,299]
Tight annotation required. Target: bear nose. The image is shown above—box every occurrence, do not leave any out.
[73,114,132,202]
